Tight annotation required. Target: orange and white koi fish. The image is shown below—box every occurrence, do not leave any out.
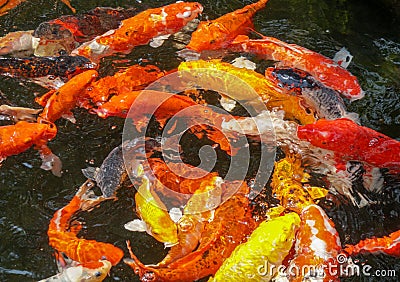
[345,229,400,257]
[38,259,111,282]
[186,0,269,52]
[229,35,363,100]
[73,2,203,62]
[124,184,257,282]
[0,120,61,176]
[283,204,342,282]
[48,180,124,268]
[37,69,98,123]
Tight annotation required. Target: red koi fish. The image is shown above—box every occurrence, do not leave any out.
[125,185,257,282]
[0,120,61,176]
[37,69,98,123]
[73,2,203,62]
[297,118,400,172]
[284,204,341,281]
[229,35,363,100]
[186,0,269,52]
[345,229,400,257]
[79,64,165,108]
[0,0,75,16]
[48,180,124,268]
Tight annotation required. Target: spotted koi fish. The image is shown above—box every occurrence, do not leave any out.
[297,118,400,172]
[0,120,61,176]
[47,180,124,268]
[283,204,342,282]
[265,67,359,122]
[209,212,300,281]
[345,229,400,257]
[0,55,96,80]
[186,0,269,52]
[229,35,363,101]
[72,2,203,62]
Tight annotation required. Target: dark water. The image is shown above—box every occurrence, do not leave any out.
[0,0,399,281]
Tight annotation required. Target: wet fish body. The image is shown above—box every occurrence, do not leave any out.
[0,56,96,79]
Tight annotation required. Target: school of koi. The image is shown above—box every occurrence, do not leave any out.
[0,0,399,281]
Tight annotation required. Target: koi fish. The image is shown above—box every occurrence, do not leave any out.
[37,69,98,123]
[80,64,165,109]
[158,176,223,266]
[185,0,269,52]
[0,55,96,81]
[0,0,75,16]
[283,205,341,282]
[178,59,317,124]
[271,154,328,213]
[297,118,400,171]
[72,2,203,62]
[0,120,62,176]
[33,7,139,56]
[124,185,257,281]
[0,30,34,56]
[265,67,359,123]
[124,163,178,247]
[38,260,111,282]
[209,212,300,281]
[345,229,400,257]
[48,180,124,268]
[229,35,364,100]
[0,104,40,122]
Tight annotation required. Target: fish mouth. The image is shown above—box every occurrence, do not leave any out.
[164,241,179,248]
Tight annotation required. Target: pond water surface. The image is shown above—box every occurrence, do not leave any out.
[0,0,399,281]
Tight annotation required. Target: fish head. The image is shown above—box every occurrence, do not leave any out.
[79,260,112,281]
[150,216,179,246]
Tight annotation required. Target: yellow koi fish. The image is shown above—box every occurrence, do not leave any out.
[124,164,178,247]
[209,212,300,281]
[178,60,316,124]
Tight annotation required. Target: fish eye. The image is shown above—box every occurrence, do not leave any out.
[94,271,102,277]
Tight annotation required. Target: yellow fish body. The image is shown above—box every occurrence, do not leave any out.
[209,212,300,281]
[125,165,178,247]
[178,60,316,124]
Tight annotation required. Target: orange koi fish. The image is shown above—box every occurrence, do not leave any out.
[125,184,257,281]
[80,64,165,108]
[186,0,269,52]
[229,35,363,100]
[297,118,400,171]
[284,204,341,281]
[73,2,203,62]
[0,0,75,16]
[48,180,124,268]
[345,229,400,257]
[37,69,98,123]
[0,120,61,176]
